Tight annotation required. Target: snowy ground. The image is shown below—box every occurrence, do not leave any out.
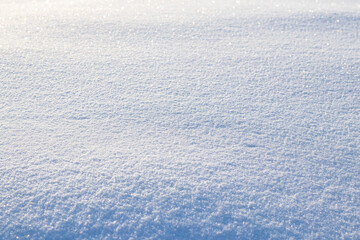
[1,0,360,239]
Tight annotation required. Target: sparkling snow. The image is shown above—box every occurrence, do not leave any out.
[1,0,359,239]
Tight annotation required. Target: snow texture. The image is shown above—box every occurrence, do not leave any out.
[1,0,360,239]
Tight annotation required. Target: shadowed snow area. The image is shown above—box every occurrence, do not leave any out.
[1,0,360,239]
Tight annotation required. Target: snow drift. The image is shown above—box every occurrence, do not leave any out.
[1,0,359,239]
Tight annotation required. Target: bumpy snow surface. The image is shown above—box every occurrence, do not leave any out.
[1,0,360,239]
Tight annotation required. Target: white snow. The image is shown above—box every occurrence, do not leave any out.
[1,0,359,239]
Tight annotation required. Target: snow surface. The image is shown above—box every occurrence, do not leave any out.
[1,0,360,239]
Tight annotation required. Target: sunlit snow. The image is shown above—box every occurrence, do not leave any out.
[1,0,359,239]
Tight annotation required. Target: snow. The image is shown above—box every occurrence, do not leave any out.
[1,0,359,239]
